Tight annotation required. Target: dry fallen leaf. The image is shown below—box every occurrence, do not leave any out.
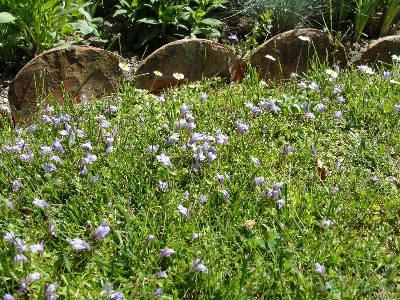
[316,158,327,180]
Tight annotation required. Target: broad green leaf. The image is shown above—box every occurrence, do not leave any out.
[0,12,17,23]
[113,9,128,17]
[90,17,103,25]
[78,7,92,22]
[200,18,222,27]
[70,20,93,35]
[137,17,160,24]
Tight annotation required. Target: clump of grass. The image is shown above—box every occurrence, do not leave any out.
[1,57,400,299]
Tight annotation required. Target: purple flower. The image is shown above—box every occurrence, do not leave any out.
[145,234,155,244]
[322,282,332,290]
[89,174,99,183]
[216,130,229,145]
[153,288,163,296]
[76,129,86,138]
[67,238,91,251]
[3,295,15,300]
[217,173,225,184]
[30,241,44,254]
[219,190,229,200]
[335,97,346,103]
[159,247,176,257]
[48,223,57,237]
[147,145,159,155]
[177,204,190,219]
[157,270,168,278]
[49,155,63,164]
[14,253,28,263]
[228,34,238,41]
[198,195,207,203]
[207,152,217,164]
[200,93,208,101]
[80,165,88,176]
[235,120,251,134]
[300,103,309,112]
[13,178,22,191]
[387,175,396,181]
[27,125,36,132]
[253,176,264,187]
[332,186,339,194]
[159,181,168,192]
[383,71,392,79]
[297,81,307,88]
[109,292,124,300]
[332,84,344,94]
[166,133,180,145]
[308,82,320,93]
[394,104,400,111]
[284,146,294,156]
[276,197,285,209]
[41,146,53,154]
[45,282,57,300]
[311,148,317,156]
[83,153,97,165]
[156,152,173,168]
[4,231,15,244]
[157,94,165,102]
[33,198,49,208]
[250,156,261,167]
[315,263,325,275]
[99,283,113,296]
[303,112,315,120]
[316,103,325,113]
[81,141,92,151]
[321,217,334,227]
[191,233,199,239]
[193,259,208,274]
[43,163,57,173]
[333,111,342,120]
[19,280,26,293]
[94,221,110,242]
[180,103,192,115]
[52,139,64,153]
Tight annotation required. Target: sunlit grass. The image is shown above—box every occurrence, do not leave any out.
[1,61,400,299]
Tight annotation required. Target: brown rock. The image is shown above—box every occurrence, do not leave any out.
[351,35,400,68]
[8,46,123,123]
[135,39,243,93]
[249,28,347,81]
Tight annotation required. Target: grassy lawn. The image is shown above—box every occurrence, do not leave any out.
[1,59,400,299]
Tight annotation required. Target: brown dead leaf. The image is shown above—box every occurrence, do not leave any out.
[316,158,327,181]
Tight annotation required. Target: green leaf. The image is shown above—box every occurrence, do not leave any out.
[113,9,128,17]
[160,13,177,23]
[137,17,160,24]
[70,20,93,35]
[200,18,222,27]
[90,17,103,25]
[0,12,17,24]
[78,7,92,22]
[192,27,220,37]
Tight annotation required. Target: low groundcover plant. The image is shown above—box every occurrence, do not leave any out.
[1,56,400,298]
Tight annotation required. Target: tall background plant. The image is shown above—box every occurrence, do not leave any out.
[0,0,103,71]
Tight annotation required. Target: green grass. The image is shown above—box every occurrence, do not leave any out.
[1,59,400,299]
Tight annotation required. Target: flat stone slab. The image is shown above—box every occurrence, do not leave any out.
[351,35,400,67]
[135,39,242,93]
[249,28,347,80]
[8,46,123,123]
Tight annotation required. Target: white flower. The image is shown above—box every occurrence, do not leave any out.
[173,73,184,80]
[154,70,162,76]
[265,55,276,61]
[118,62,131,72]
[390,79,400,85]
[357,65,374,74]
[298,35,310,42]
[392,54,400,62]
[325,69,338,78]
